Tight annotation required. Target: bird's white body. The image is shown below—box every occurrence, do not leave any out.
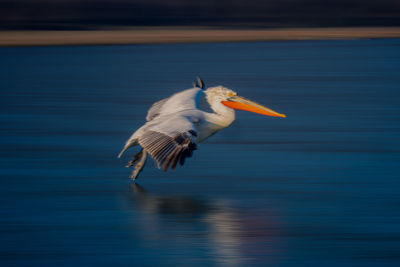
[119,80,285,179]
[121,86,235,152]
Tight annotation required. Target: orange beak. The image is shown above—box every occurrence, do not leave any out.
[221,96,286,118]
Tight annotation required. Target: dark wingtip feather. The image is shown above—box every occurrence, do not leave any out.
[139,130,197,172]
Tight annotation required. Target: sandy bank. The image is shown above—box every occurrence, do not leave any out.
[1,27,400,47]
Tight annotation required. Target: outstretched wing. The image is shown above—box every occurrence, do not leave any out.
[138,115,197,171]
[145,88,203,122]
[146,97,169,121]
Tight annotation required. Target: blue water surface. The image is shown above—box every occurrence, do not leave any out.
[1,39,400,266]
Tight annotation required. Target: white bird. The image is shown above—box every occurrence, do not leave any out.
[118,77,286,180]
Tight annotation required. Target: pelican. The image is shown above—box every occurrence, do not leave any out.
[118,77,286,180]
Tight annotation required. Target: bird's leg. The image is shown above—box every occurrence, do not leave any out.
[126,149,143,168]
[128,150,147,180]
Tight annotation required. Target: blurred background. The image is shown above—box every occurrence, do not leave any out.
[0,0,400,30]
[1,1,400,267]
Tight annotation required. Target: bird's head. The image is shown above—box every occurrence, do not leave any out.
[204,86,286,118]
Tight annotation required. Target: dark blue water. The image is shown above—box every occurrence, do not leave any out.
[1,40,400,266]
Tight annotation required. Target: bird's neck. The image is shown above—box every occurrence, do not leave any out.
[209,104,236,128]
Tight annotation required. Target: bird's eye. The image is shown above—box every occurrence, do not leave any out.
[228,92,235,97]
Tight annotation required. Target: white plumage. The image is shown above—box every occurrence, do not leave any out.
[119,77,285,180]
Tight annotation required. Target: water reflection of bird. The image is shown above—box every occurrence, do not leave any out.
[118,77,286,179]
[128,183,281,266]
[128,183,244,265]
[130,183,211,215]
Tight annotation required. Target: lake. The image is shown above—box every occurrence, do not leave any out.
[1,39,400,266]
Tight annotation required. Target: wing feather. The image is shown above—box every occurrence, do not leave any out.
[139,129,197,171]
[146,98,169,121]
[127,88,202,169]
[146,88,203,122]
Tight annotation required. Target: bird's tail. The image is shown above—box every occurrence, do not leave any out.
[118,147,127,158]
[118,138,138,158]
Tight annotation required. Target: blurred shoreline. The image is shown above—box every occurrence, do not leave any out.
[1,27,400,47]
